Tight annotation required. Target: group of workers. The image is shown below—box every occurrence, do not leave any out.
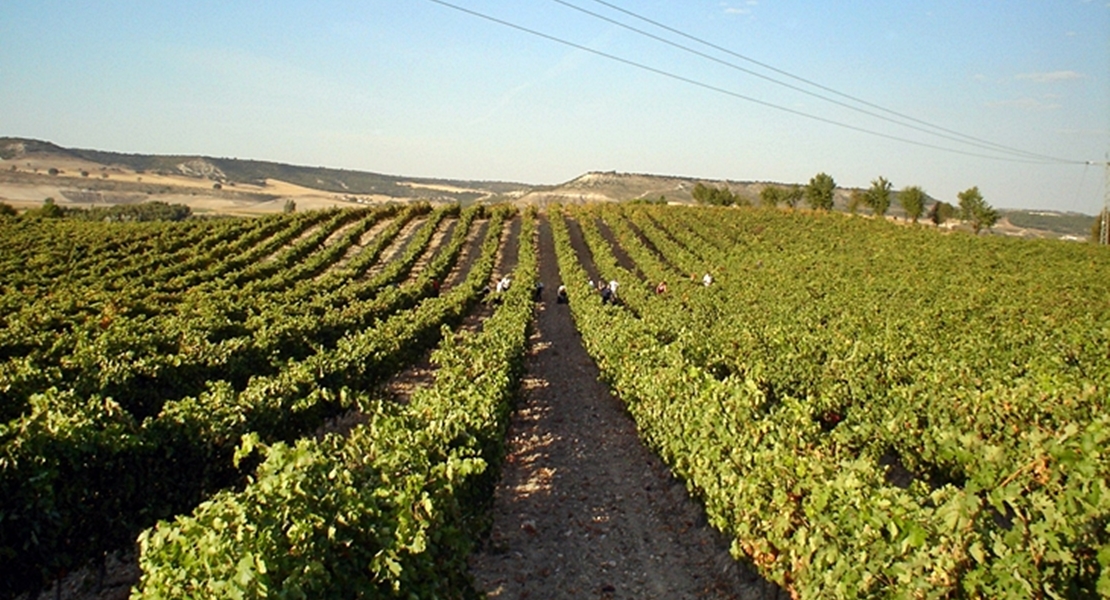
[485,271,714,306]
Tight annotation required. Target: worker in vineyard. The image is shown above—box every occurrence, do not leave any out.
[600,282,613,305]
[702,272,713,287]
[532,281,544,301]
[609,279,619,302]
[556,284,568,304]
[655,280,667,295]
[496,275,511,294]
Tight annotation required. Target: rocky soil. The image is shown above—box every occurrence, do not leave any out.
[468,218,785,599]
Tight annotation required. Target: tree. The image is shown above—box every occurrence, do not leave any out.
[784,185,803,209]
[759,186,781,208]
[929,201,955,226]
[692,182,740,207]
[63,201,192,222]
[957,186,999,234]
[0,202,16,217]
[38,197,63,218]
[847,189,866,215]
[805,172,836,210]
[899,185,927,223]
[284,199,297,213]
[692,182,713,204]
[865,176,892,217]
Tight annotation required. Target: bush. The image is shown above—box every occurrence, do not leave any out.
[693,182,744,207]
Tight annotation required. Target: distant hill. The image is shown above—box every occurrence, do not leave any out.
[0,137,529,204]
[997,210,1097,239]
[0,137,1097,240]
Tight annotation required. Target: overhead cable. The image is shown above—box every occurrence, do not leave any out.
[565,0,1081,164]
[424,0,1078,164]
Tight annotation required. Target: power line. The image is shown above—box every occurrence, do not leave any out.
[563,0,1082,165]
[424,0,1078,165]
[581,0,1083,164]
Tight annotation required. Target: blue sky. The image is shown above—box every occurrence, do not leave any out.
[2,1,1107,212]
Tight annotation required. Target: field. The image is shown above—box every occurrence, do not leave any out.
[0,203,1107,598]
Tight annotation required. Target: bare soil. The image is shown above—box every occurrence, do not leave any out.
[468,217,784,600]
[19,213,785,600]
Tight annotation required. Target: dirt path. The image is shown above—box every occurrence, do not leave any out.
[468,216,783,600]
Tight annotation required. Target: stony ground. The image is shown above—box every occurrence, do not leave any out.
[468,218,785,600]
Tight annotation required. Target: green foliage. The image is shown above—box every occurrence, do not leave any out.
[37,197,63,218]
[805,172,835,210]
[865,176,892,217]
[899,185,927,223]
[784,184,803,209]
[0,202,16,216]
[692,182,744,207]
[847,189,865,215]
[760,186,782,208]
[0,203,521,597]
[930,200,955,226]
[133,209,537,599]
[283,198,297,213]
[554,203,1110,599]
[958,186,999,234]
[17,200,192,222]
[81,201,193,222]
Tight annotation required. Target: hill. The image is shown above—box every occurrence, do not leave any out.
[0,137,533,214]
[0,137,1096,239]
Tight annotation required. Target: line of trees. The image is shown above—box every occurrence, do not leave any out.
[759,185,803,208]
[692,182,746,207]
[709,170,1001,235]
[1,198,193,222]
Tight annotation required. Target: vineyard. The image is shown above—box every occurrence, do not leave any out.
[552,203,1110,598]
[0,202,1107,598]
[0,203,536,599]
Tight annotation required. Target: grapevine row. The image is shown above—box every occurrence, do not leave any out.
[132,209,538,598]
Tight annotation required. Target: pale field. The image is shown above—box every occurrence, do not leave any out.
[0,157,411,216]
[397,181,489,196]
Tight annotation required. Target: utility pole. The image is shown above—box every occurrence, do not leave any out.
[1091,157,1109,245]
[1102,157,1109,245]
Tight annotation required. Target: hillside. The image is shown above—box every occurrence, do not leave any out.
[0,137,1096,239]
[0,137,532,214]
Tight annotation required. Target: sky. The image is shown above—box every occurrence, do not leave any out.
[1,1,1108,213]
